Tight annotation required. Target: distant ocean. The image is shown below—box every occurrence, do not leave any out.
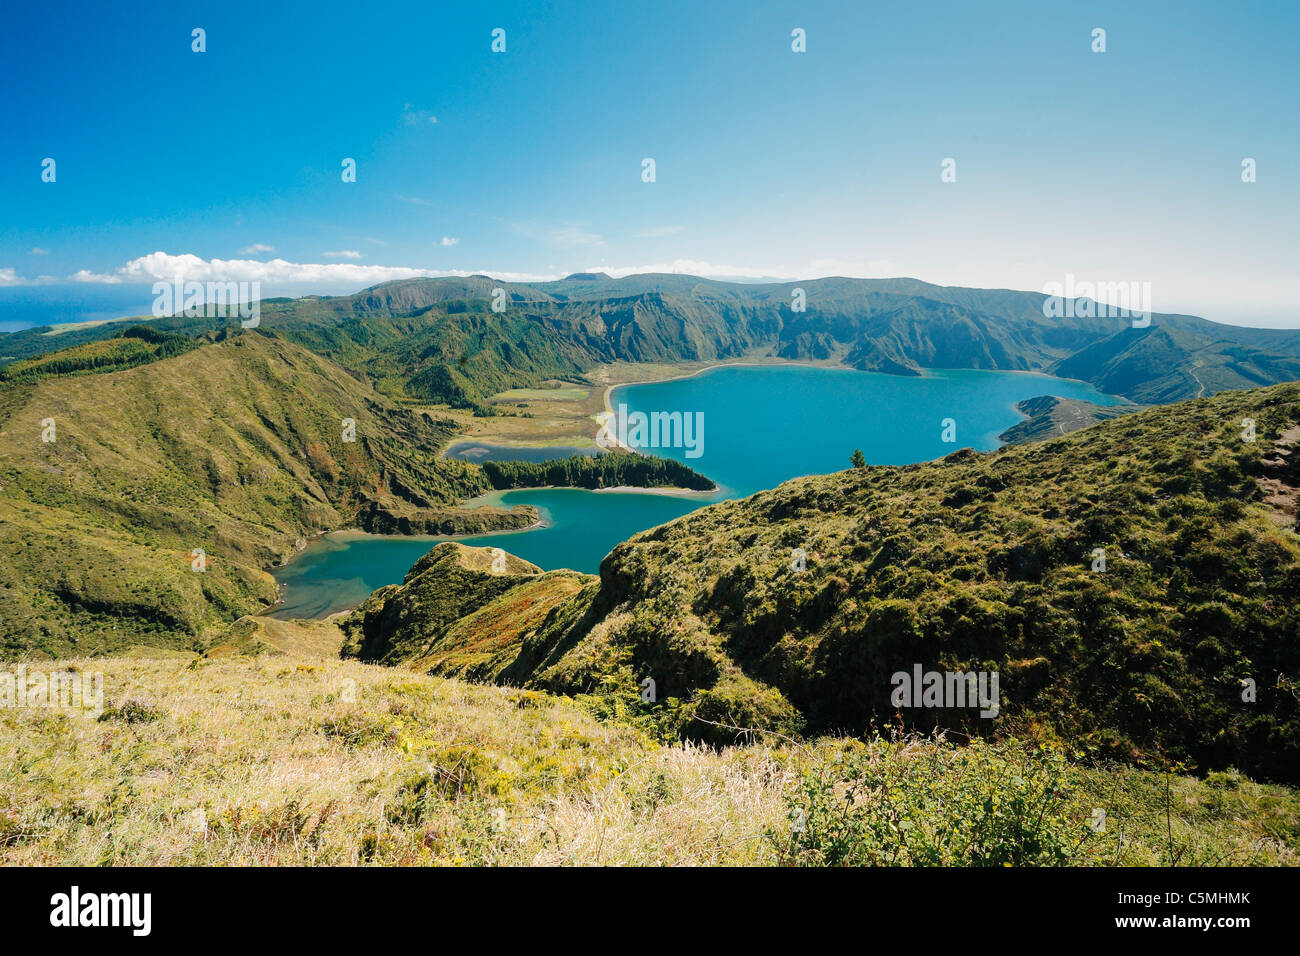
[0,285,158,334]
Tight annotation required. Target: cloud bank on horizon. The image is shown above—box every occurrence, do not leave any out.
[54,251,561,289]
[9,250,901,290]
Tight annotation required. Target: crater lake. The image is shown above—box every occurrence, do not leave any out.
[270,365,1122,618]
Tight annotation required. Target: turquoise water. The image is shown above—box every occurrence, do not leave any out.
[271,489,706,618]
[271,366,1120,618]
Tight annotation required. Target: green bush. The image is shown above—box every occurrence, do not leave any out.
[771,736,1088,866]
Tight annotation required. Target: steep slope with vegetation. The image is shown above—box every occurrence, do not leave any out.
[0,330,534,658]
[1051,324,1300,404]
[0,325,200,384]
[351,383,1300,783]
[340,543,591,674]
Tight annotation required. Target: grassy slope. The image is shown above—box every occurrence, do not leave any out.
[0,331,534,658]
[341,543,593,673]
[1,652,1294,865]
[350,383,1300,783]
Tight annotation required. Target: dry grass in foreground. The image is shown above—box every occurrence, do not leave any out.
[1,655,1296,866]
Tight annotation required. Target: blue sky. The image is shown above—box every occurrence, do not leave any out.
[1,0,1298,327]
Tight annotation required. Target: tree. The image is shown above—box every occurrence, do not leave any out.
[850,449,867,469]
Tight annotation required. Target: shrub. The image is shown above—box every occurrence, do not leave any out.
[771,735,1088,866]
[97,698,164,724]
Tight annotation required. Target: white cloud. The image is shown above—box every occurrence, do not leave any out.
[0,268,57,286]
[634,226,686,239]
[240,243,275,254]
[805,257,898,278]
[70,269,122,284]
[513,222,604,248]
[402,104,438,126]
[551,226,603,248]
[64,251,560,289]
[52,249,911,297]
[396,195,434,207]
[55,251,903,290]
[29,247,50,255]
[440,236,460,247]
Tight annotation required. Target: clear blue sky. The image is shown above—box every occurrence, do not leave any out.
[1,0,1297,326]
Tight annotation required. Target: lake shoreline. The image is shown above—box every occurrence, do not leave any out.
[263,472,715,615]
[274,364,1121,620]
[261,510,552,618]
[438,358,1114,463]
[603,360,1117,419]
[590,483,717,497]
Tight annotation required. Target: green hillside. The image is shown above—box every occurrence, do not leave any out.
[4,275,1299,779]
[1052,325,1300,403]
[348,382,1300,783]
[999,395,1140,444]
[0,330,534,658]
[340,542,589,672]
[0,325,200,384]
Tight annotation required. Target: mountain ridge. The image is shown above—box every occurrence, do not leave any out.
[5,274,1300,408]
